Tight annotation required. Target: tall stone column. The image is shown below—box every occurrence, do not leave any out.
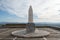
[28,6,33,23]
[26,6,35,33]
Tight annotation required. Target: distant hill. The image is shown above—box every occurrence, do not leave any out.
[0,22,60,28]
[0,22,8,24]
[0,22,27,24]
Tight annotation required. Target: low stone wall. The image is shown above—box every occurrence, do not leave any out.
[2,25,51,28]
[1,24,60,31]
[2,24,26,28]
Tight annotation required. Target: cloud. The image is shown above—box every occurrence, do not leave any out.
[0,0,60,22]
[0,0,29,18]
[30,0,60,22]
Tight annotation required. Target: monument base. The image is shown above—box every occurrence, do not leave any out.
[11,29,50,37]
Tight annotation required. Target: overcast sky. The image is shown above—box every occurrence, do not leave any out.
[0,0,60,23]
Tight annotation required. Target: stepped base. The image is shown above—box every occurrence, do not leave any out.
[11,29,50,37]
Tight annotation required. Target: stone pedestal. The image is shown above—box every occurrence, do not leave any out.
[26,23,35,33]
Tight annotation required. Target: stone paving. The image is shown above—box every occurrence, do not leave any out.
[0,28,60,40]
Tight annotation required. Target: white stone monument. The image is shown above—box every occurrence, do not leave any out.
[11,6,50,37]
